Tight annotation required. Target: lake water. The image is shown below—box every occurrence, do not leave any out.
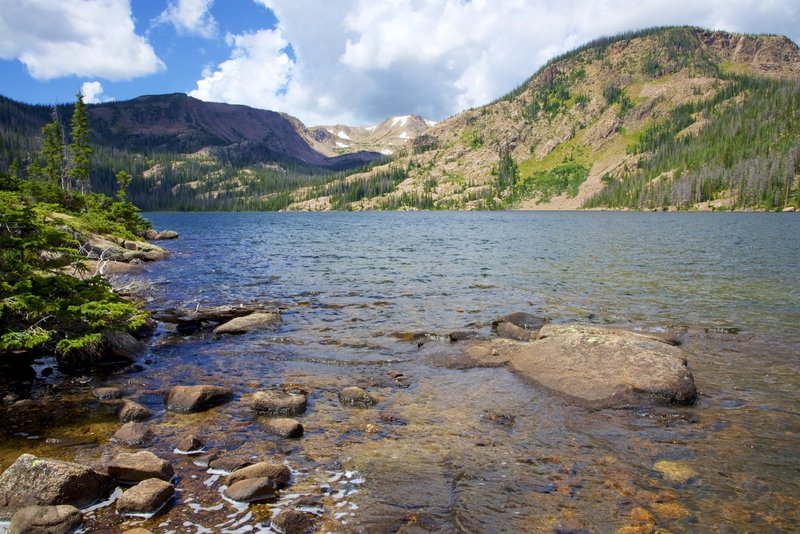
[4,211,800,532]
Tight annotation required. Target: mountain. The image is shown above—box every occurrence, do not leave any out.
[303,115,436,157]
[0,93,387,209]
[282,27,800,211]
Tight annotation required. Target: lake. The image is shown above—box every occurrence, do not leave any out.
[4,211,800,532]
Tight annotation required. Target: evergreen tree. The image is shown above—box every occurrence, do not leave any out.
[39,107,68,187]
[70,92,92,194]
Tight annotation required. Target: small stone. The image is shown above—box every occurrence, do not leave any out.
[111,422,153,447]
[496,322,538,341]
[213,312,282,335]
[448,330,477,341]
[365,423,380,434]
[208,455,252,474]
[251,391,308,416]
[164,385,233,412]
[156,230,179,240]
[272,508,312,534]
[9,505,83,534]
[93,387,125,400]
[116,478,174,516]
[108,451,174,484]
[338,387,376,407]
[224,477,277,503]
[263,418,303,438]
[175,434,205,454]
[491,312,546,331]
[117,399,151,422]
[652,460,698,484]
[225,462,291,487]
[123,529,154,534]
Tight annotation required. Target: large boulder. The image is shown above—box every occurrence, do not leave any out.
[250,391,307,416]
[468,325,696,409]
[107,451,174,484]
[9,505,83,534]
[164,385,233,412]
[212,312,282,335]
[0,454,113,519]
[116,478,174,516]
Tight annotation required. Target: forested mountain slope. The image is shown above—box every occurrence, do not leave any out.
[284,27,800,211]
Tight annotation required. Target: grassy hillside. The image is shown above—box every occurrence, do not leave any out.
[283,26,800,211]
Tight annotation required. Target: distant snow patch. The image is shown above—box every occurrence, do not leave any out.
[365,125,377,132]
[336,142,350,148]
[425,119,437,127]
[326,128,334,134]
[337,130,351,140]
[390,115,410,128]
[399,131,409,139]
[380,148,394,155]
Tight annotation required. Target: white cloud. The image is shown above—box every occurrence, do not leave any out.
[190,0,800,125]
[157,0,217,38]
[189,29,297,111]
[0,0,164,81]
[80,81,113,104]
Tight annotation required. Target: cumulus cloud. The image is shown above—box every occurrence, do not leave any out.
[0,0,164,81]
[80,81,113,104]
[157,0,217,38]
[191,0,800,125]
[189,29,296,110]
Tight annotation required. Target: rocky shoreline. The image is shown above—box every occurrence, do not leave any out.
[0,229,710,533]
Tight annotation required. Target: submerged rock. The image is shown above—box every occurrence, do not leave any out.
[107,451,174,484]
[339,386,377,407]
[9,505,83,534]
[251,391,308,416]
[116,478,174,516]
[272,508,313,534]
[0,454,113,519]
[263,418,304,438]
[652,460,699,484]
[111,422,153,447]
[224,477,277,503]
[225,462,291,487]
[213,312,282,335]
[117,399,151,422]
[164,385,233,412]
[468,325,696,409]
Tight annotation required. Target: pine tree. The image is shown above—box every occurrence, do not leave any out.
[70,92,92,194]
[39,107,68,187]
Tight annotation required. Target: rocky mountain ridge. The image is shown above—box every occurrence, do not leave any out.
[282,27,800,211]
[304,115,435,157]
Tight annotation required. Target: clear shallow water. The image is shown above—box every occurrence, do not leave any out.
[2,211,799,533]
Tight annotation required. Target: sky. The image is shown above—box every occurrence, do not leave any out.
[0,0,798,126]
